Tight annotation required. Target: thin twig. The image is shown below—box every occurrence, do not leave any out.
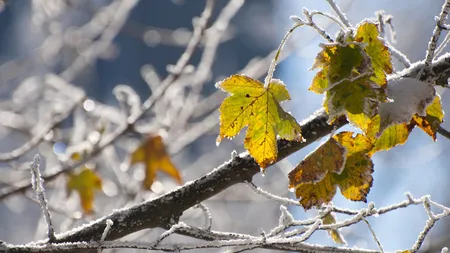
[387,41,411,68]
[264,24,302,87]
[309,10,348,30]
[363,218,384,253]
[0,0,222,201]
[0,93,83,162]
[195,203,212,230]
[438,125,450,140]
[30,154,56,243]
[246,181,300,206]
[435,30,450,57]
[60,0,139,82]
[292,8,334,43]
[169,0,215,76]
[325,0,351,28]
[421,0,450,79]
[98,219,113,253]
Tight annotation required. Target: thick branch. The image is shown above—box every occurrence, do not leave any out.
[46,109,346,244]
[4,53,450,251]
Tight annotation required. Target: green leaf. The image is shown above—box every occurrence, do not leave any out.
[324,76,387,122]
[310,43,368,93]
[355,21,393,86]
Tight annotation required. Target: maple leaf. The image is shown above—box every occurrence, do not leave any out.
[322,213,346,245]
[354,21,393,86]
[67,168,102,214]
[290,132,374,209]
[310,42,368,94]
[366,115,413,155]
[216,75,302,169]
[288,138,346,186]
[324,75,387,122]
[413,95,444,141]
[130,135,182,189]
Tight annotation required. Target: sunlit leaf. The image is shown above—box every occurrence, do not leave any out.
[332,132,373,202]
[310,43,368,94]
[346,112,371,132]
[322,213,346,245]
[413,95,444,141]
[324,76,387,122]
[217,75,302,168]
[288,138,346,186]
[294,173,336,209]
[334,131,374,155]
[67,168,102,214]
[130,135,182,189]
[355,21,393,86]
[293,132,374,209]
[366,115,413,155]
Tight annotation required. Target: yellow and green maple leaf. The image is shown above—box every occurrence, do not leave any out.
[217,75,302,169]
[290,132,374,210]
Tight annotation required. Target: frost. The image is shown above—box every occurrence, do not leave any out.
[378,78,435,135]
[30,154,56,242]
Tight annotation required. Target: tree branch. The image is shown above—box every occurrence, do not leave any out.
[43,109,346,244]
[2,52,450,250]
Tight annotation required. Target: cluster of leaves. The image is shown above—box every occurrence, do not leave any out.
[66,134,182,214]
[216,21,444,211]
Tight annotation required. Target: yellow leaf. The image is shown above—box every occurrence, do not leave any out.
[217,75,302,169]
[322,213,346,245]
[130,135,182,189]
[288,138,346,186]
[70,152,82,161]
[67,168,102,214]
[355,21,393,86]
[333,154,373,202]
[334,131,374,155]
[333,132,373,202]
[366,115,412,155]
[310,43,367,94]
[413,95,444,141]
[346,112,371,132]
[293,132,374,209]
[295,173,336,209]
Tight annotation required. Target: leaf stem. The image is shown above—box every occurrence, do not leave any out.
[264,24,301,88]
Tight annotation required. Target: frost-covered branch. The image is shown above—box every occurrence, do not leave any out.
[291,8,335,42]
[422,0,450,78]
[29,154,56,243]
[5,193,450,253]
[3,50,450,250]
[325,0,351,28]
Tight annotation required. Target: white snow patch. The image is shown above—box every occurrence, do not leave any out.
[378,78,435,135]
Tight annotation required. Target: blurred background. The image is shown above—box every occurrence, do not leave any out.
[0,0,448,252]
